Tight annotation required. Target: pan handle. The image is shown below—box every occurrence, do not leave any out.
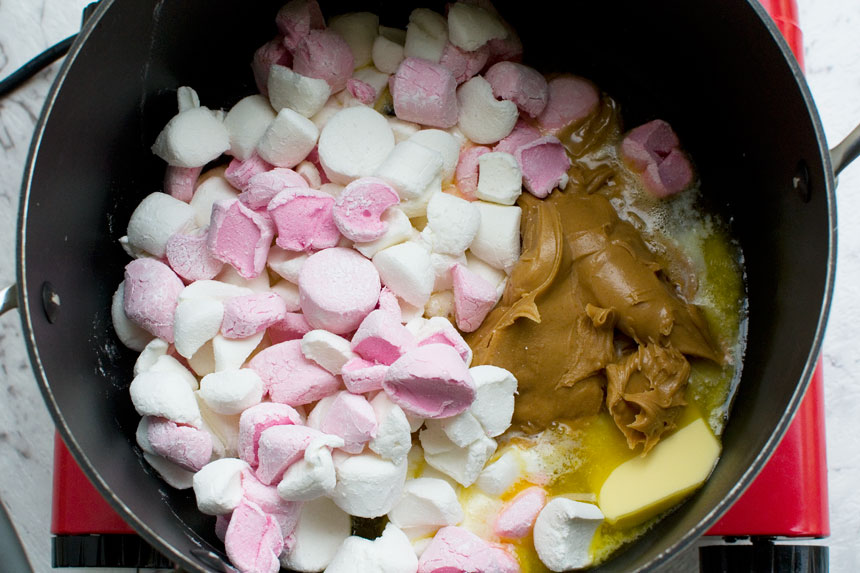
[0,284,18,316]
[831,122,860,176]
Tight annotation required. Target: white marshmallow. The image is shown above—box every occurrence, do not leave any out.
[216,264,271,293]
[147,354,199,391]
[404,8,448,63]
[468,365,517,437]
[301,330,358,375]
[331,450,408,518]
[173,297,224,359]
[353,207,414,258]
[118,235,151,259]
[296,160,322,188]
[428,250,465,292]
[379,26,407,44]
[425,411,484,448]
[373,35,405,74]
[425,291,455,319]
[143,452,195,490]
[465,252,507,297]
[398,297,425,324]
[310,98,345,132]
[151,107,230,168]
[329,12,379,69]
[400,173,441,218]
[469,201,522,273]
[388,477,464,530]
[388,117,421,144]
[373,241,435,307]
[267,246,309,284]
[223,95,276,160]
[178,279,252,303]
[277,434,342,501]
[457,76,519,145]
[409,315,473,366]
[320,182,346,198]
[198,368,264,415]
[268,65,332,119]
[192,457,249,515]
[189,174,239,228]
[368,392,413,465]
[353,66,390,97]
[408,129,461,183]
[327,523,418,573]
[257,107,320,168]
[319,106,395,185]
[280,497,352,573]
[477,151,522,205]
[212,332,264,371]
[425,191,481,255]
[127,192,195,258]
[133,337,169,376]
[270,280,302,312]
[176,86,200,112]
[419,424,497,487]
[188,340,216,377]
[136,416,155,454]
[447,3,508,51]
[111,283,154,351]
[374,140,444,202]
[533,498,604,572]
[476,449,524,496]
[197,396,242,458]
[306,394,337,431]
[129,370,202,427]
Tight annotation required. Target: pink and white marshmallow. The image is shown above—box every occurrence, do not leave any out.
[190,174,240,228]
[439,42,490,85]
[293,29,355,93]
[252,37,293,96]
[207,199,275,279]
[267,65,332,119]
[390,58,459,128]
[224,155,274,192]
[268,188,341,251]
[249,340,341,406]
[240,167,308,211]
[255,424,327,485]
[240,468,303,538]
[112,282,154,351]
[340,357,389,394]
[351,309,417,366]
[332,177,400,242]
[126,191,195,258]
[123,258,185,342]
[275,0,325,51]
[300,329,357,375]
[146,417,213,472]
[455,145,492,199]
[494,486,547,539]
[238,402,304,467]
[277,433,343,501]
[411,315,473,365]
[318,391,378,454]
[452,263,500,332]
[620,119,694,198]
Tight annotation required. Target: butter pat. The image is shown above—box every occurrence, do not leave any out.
[598,418,720,526]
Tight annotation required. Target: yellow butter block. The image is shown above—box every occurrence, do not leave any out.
[597,418,720,527]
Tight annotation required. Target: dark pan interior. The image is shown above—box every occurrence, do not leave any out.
[18,0,834,571]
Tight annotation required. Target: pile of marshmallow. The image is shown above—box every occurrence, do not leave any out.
[110,0,610,571]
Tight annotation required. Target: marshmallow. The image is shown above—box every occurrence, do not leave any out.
[225,500,284,573]
[383,344,475,419]
[111,282,154,351]
[417,526,518,573]
[353,207,413,258]
[373,34,406,74]
[425,410,484,448]
[294,30,355,93]
[537,75,600,133]
[368,392,413,464]
[306,394,336,430]
[268,65,332,119]
[457,76,518,145]
[151,107,230,168]
[404,8,449,63]
[275,0,325,51]
[269,281,300,314]
[198,368,264,415]
[379,26,407,45]
[516,136,571,198]
[221,292,288,339]
[165,231,225,282]
[147,354,199,390]
[388,117,421,144]
[164,165,201,202]
[375,140,444,203]
[268,188,341,251]
[318,106,395,185]
[373,242,434,307]
[256,107,320,168]
[451,263,499,332]
[136,416,155,454]
[133,337,169,376]
[476,450,523,496]
[256,424,327,485]
[123,259,185,342]
[240,467,303,537]
[341,357,388,394]
[300,330,357,375]
[146,417,213,472]
[328,12,380,69]
[446,3,508,51]
[238,402,304,466]
[216,262,271,292]
[412,316,472,365]
[173,297,224,358]
[469,201,521,273]
[378,286,403,319]
[252,37,294,96]
[352,309,417,365]
[249,340,341,406]
[179,279,252,304]
[268,312,313,344]
[425,291,455,320]
[407,129,461,183]
[176,86,200,112]
[127,192,195,258]
[419,423,496,487]
[389,477,464,530]
[207,199,275,279]
[426,191,481,255]
[493,118,541,155]
[196,399,238,458]
[621,119,694,198]
[427,251,465,292]
[331,450,408,518]
[318,391,378,454]
[223,95,276,161]
[485,22,523,68]
[333,177,401,242]
[390,58,459,129]
[212,332,265,371]
[465,251,507,296]
[298,247,381,334]
[267,246,308,284]
[533,498,604,571]
[485,61,549,118]
[277,434,342,501]
[296,160,322,188]
[188,341,216,377]
[279,497,351,573]
[192,457,249,515]
[190,173,240,228]
[494,486,547,539]
[477,151,522,205]
[468,365,517,437]
[455,145,492,199]
[439,42,490,85]
[143,452,195,490]
[239,167,307,210]
[326,524,418,573]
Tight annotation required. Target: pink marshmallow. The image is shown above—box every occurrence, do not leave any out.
[383,344,475,419]
[225,155,275,192]
[439,43,490,85]
[318,391,378,454]
[415,319,472,364]
[239,168,308,210]
[215,513,230,543]
[340,357,388,394]
[351,309,416,366]
[347,78,377,105]
[222,292,289,339]
[485,61,549,118]
[252,37,293,96]
[123,258,185,343]
[268,188,341,252]
[515,136,572,198]
[165,231,225,282]
[455,145,492,200]
[293,29,355,93]
[238,402,304,467]
[145,416,213,472]
[390,58,459,129]
[452,264,500,333]
[493,118,541,155]
[249,340,341,406]
[376,286,402,321]
[241,468,302,537]
[494,486,547,539]
[207,199,275,279]
[256,424,325,485]
[225,499,284,573]
[298,248,381,334]
[537,75,600,133]
[275,0,326,51]
[417,526,519,573]
[332,177,400,242]
[164,165,201,202]
[268,312,314,344]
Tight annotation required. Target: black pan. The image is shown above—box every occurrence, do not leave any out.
[3,0,855,571]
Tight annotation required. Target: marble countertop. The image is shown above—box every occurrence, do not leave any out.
[1,1,858,572]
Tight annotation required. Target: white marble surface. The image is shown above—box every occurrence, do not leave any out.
[0,1,858,572]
